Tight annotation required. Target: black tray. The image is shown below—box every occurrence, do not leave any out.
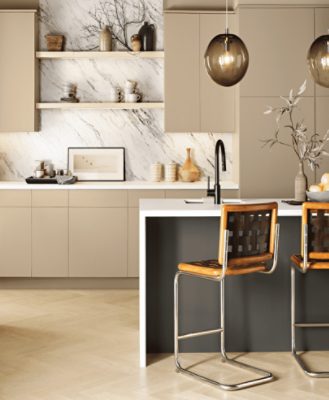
[26,176,57,184]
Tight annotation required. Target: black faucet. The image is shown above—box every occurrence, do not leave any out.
[207,139,227,205]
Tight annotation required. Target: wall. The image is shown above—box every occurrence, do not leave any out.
[0,0,234,182]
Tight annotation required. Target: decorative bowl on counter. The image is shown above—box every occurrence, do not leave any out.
[306,191,329,202]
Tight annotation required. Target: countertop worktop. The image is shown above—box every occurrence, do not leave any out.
[0,181,238,190]
[140,198,302,217]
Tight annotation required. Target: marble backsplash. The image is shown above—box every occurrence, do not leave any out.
[0,0,234,182]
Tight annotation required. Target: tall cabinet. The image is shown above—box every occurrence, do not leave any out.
[0,10,38,132]
[238,7,315,198]
[164,11,236,133]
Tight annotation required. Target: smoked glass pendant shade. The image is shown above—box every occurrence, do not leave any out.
[308,35,329,88]
[205,33,249,87]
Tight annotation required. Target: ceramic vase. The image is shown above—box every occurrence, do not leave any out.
[99,26,112,51]
[295,161,307,202]
[179,148,200,182]
[138,22,155,51]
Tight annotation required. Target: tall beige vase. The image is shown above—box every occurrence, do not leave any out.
[179,148,200,182]
[100,26,112,51]
[295,161,307,201]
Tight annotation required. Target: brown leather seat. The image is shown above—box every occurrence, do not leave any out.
[291,254,329,270]
[178,259,267,277]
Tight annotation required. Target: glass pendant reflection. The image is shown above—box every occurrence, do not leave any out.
[308,35,329,88]
[205,32,249,87]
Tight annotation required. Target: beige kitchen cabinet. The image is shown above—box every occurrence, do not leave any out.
[239,96,315,198]
[199,14,236,133]
[32,208,68,277]
[165,189,205,198]
[315,8,329,97]
[0,208,31,277]
[127,190,165,277]
[69,208,128,277]
[165,13,200,132]
[315,97,329,180]
[239,8,314,97]
[165,12,235,133]
[0,10,38,132]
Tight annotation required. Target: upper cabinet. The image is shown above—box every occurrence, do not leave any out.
[0,10,38,132]
[164,12,236,133]
[239,8,314,97]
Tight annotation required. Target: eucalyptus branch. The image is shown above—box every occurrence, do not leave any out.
[263,80,329,171]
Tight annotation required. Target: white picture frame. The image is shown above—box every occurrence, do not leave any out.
[68,147,125,182]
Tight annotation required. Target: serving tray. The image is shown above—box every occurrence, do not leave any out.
[25,176,57,184]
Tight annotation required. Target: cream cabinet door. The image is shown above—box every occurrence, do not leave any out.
[200,14,236,133]
[165,13,200,132]
[0,208,31,277]
[32,208,69,277]
[0,11,38,132]
[69,208,128,277]
[239,8,314,97]
[128,208,139,277]
[240,96,315,198]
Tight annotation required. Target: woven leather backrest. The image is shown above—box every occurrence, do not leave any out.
[226,210,272,258]
[219,203,278,266]
[303,203,329,259]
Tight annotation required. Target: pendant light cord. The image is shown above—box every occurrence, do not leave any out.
[225,0,228,34]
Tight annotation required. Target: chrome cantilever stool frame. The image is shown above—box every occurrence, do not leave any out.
[174,203,280,391]
[291,202,329,378]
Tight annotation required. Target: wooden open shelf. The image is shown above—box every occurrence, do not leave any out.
[36,51,164,59]
[36,102,164,110]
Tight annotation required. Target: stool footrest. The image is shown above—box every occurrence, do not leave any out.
[295,323,329,328]
[178,328,223,341]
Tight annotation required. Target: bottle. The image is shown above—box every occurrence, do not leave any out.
[138,22,155,51]
[99,26,112,51]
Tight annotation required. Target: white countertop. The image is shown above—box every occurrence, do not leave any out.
[140,198,302,217]
[0,180,238,190]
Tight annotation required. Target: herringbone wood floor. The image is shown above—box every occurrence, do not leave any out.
[0,289,328,399]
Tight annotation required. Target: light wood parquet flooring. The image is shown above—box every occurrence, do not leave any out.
[0,289,328,399]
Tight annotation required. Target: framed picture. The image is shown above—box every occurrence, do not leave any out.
[68,147,125,182]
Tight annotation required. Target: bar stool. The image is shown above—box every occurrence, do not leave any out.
[174,202,280,391]
[290,202,329,378]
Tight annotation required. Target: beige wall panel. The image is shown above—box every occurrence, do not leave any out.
[240,97,315,198]
[69,190,127,208]
[69,208,127,277]
[0,208,31,276]
[239,8,314,97]
[32,190,68,207]
[0,190,31,207]
[165,189,205,198]
[128,208,139,277]
[0,11,37,132]
[164,13,200,132]
[0,0,38,8]
[32,208,68,277]
[200,14,236,133]
[315,97,329,181]
[128,190,165,208]
[315,8,329,97]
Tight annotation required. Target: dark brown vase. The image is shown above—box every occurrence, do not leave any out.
[138,22,155,51]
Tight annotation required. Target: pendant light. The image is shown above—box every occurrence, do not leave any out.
[308,31,329,88]
[204,0,249,87]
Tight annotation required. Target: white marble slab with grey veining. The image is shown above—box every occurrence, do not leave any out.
[0,0,234,183]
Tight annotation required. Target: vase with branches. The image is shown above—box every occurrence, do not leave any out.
[262,80,329,201]
[83,0,146,50]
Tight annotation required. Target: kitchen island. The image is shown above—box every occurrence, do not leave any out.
[139,199,329,367]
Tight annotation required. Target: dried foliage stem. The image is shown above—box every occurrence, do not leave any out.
[263,80,329,171]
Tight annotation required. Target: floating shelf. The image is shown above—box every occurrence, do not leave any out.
[36,102,164,110]
[36,51,164,59]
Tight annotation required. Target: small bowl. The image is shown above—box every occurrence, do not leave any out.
[306,191,329,202]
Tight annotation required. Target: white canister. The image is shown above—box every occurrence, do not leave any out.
[99,26,112,51]
[150,163,162,182]
[164,162,177,182]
